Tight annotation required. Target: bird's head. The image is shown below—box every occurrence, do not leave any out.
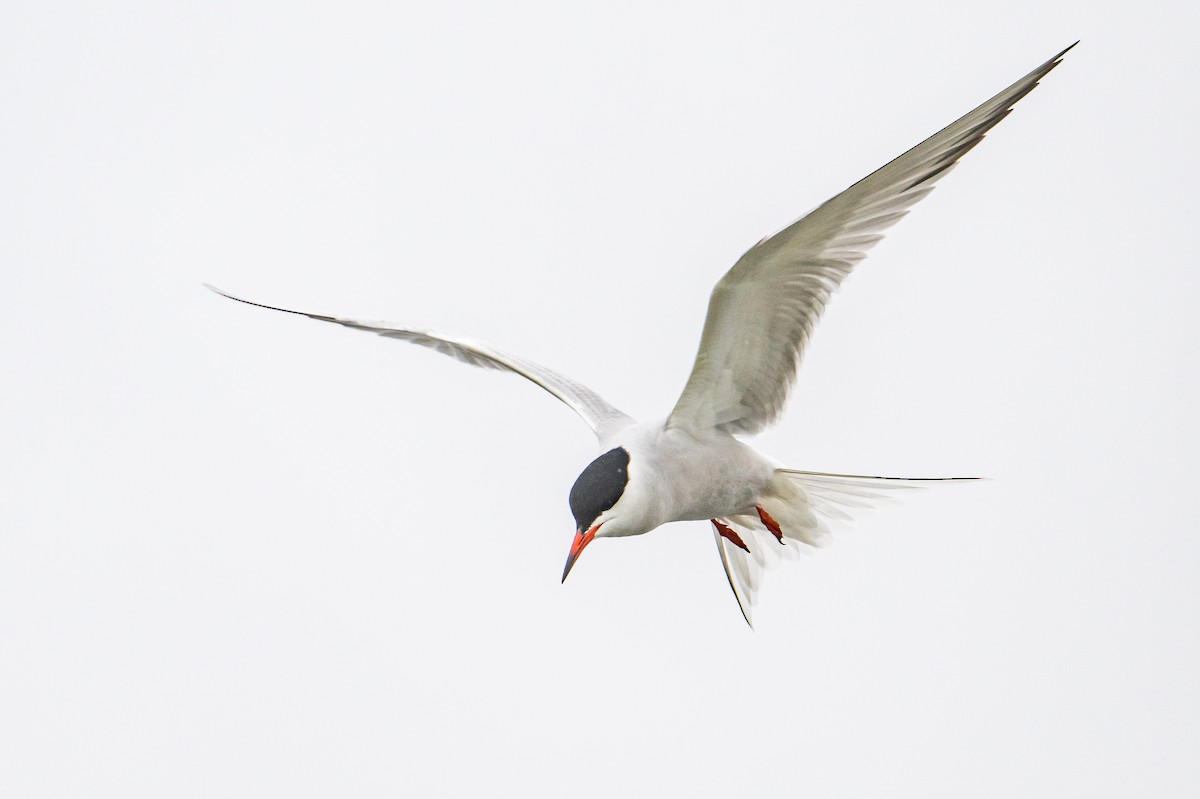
[561,446,632,582]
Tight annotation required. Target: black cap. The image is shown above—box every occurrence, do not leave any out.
[568,447,630,531]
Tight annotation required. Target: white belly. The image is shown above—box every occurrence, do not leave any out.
[605,419,776,529]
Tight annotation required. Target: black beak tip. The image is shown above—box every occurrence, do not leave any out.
[561,525,597,585]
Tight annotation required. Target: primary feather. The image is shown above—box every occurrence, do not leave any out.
[203,284,632,438]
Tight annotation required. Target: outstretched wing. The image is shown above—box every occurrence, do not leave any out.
[669,44,1075,436]
[205,285,633,438]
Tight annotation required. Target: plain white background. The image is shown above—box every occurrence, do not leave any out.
[3,1,1198,796]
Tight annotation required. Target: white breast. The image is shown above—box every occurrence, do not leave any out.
[602,419,776,533]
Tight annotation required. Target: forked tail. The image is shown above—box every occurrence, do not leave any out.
[714,469,980,627]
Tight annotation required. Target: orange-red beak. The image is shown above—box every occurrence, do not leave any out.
[561,524,600,583]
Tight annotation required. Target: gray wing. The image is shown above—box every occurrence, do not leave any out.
[206,285,633,438]
[668,43,1075,436]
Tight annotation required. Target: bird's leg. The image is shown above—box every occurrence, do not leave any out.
[756,505,785,545]
[712,519,750,553]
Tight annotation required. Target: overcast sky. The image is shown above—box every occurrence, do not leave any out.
[3,1,1199,797]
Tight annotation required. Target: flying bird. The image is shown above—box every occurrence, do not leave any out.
[208,44,1074,626]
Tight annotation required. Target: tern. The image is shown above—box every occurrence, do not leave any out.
[209,44,1073,626]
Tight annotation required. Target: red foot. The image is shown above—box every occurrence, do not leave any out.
[712,519,750,553]
[756,506,785,544]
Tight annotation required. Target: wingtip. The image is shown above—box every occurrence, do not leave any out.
[1048,41,1079,67]
[201,284,310,318]
[203,283,264,310]
[1024,41,1078,82]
